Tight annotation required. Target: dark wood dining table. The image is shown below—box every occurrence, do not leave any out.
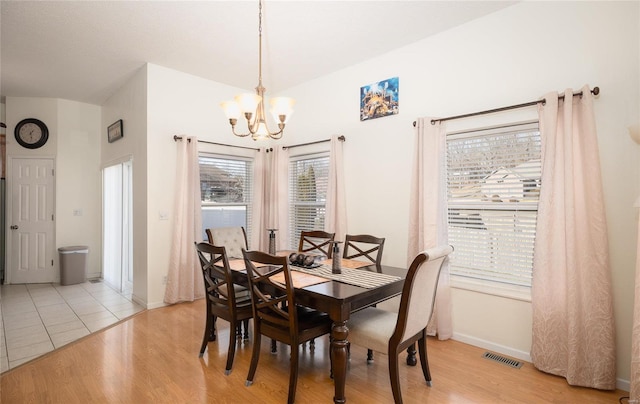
[230,259,407,403]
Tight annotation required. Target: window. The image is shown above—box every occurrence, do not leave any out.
[288,153,330,250]
[199,154,253,242]
[446,121,541,291]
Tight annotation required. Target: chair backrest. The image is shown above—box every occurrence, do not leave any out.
[392,245,454,346]
[194,242,238,316]
[206,227,248,259]
[242,250,298,337]
[297,230,335,258]
[342,234,385,266]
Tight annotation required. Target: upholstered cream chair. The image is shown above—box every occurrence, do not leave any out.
[206,227,248,259]
[346,245,454,404]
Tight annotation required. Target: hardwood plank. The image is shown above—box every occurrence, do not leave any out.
[0,300,627,403]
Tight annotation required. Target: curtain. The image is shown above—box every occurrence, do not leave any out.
[325,135,348,241]
[531,86,616,389]
[407,118,452,339]
[631,210,640,401]
[164,136,205,304]
[266,147,290,251]
[250,149,266,250]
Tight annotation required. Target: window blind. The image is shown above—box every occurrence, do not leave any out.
[288,153,330,250]
[199,154,253,242]
[447,121,541,287]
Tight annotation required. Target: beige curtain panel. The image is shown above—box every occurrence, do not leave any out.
[531,86,616,389]
[407,118,452,339]
[164,136,205,304]
[325,135,348,242]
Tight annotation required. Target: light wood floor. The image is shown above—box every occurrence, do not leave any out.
[0,299,627,403]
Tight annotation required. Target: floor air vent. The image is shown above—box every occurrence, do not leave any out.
[89,279,102,284]
[482,351,523,369]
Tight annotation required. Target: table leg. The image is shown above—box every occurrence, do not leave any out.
[331,321,349,404]
[406,342,417,366]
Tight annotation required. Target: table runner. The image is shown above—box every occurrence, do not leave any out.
[293,265,401,289]
[270,271,330,288]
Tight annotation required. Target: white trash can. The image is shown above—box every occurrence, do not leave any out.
[59,246,89,286]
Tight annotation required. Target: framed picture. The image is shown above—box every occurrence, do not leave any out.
[108,119,123,143]
[360,77,399,121]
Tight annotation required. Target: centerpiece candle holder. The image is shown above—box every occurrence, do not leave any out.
[267,229,278,255]
[331,241,343,274]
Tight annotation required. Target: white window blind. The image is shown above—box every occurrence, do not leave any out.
[199,154,253,243]
[288,153,329,250]
[447,121,541,287]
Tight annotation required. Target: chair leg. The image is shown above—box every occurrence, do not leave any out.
[389,348,403,404]
[243,319,250,341]
[210,315,217,341]
[199,311,212,357]
[246,327,262,386]
[367,349,374,363]
[225,320,239,375]
[288,345,300,404]
[417,336,432,386]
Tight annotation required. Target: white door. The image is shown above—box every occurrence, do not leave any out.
[9,158,55,283]
[102,160,132,293]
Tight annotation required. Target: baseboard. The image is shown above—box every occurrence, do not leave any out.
[145,300,168,310]
[616,378,630,393]
[451,332,531,362]
[451,332,631,393]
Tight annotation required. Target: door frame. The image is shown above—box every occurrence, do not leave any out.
[6,156,56,284]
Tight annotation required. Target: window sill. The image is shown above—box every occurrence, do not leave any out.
[450,276,531,302]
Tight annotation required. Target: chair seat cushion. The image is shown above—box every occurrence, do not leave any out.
[348,307,397,354]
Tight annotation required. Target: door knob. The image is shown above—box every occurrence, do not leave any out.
[10,225,18,230]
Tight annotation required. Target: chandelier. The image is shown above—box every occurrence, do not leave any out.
[220,0,294,141]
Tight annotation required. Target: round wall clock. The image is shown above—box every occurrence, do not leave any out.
[14,118,49,149]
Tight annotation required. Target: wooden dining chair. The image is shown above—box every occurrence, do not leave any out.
[346,245,454,404]
[298,230,335,258]
[342,233,386,361]
[206,226,251,340]
[242,250,332,404]
[194,242,253,375]
[343,234,386,266]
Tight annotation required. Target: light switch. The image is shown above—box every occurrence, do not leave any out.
[73,209,83,216]
[159,211,169,220]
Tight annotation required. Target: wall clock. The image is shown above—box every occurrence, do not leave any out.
[14,118,49,149]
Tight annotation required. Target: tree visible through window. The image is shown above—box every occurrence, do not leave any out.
[199,154,253,242]
[447,121,541,288]
[288,154,329,250]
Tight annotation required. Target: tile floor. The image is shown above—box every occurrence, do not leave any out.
[0,280,145,373]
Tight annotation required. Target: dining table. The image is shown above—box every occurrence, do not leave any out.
[228,254,408,404]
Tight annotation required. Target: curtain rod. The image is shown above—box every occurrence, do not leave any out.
[173,135,260,151]
[412,86,600,127]
[282,135,345,150]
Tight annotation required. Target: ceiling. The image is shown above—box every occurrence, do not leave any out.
[1,1,515,106]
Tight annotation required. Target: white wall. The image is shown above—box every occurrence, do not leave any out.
[145,63,247,308]
[280,1,638,387]
[56,99,101,278]
[5,97,102,281]
[102,66,148,306]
